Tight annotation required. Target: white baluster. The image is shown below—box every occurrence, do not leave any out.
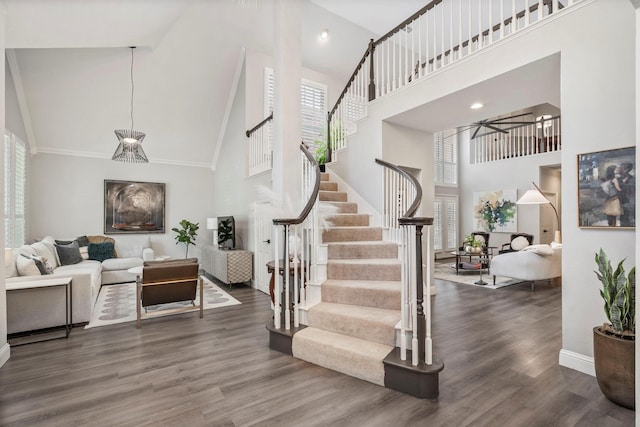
[488,0,493,44]
[400,224,407,361]
[538,0,544,22]
[425,224,432,365]
[274,229,281,329]
[500,0,504,40]
[284,226,290,330]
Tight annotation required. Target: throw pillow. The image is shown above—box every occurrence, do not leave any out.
[55,241,83,265]
[22,254,53,275]
[510,236,530,251]
[75,235,90,247]
[79,246,89,260]
[31,241,59,269]
[55,239,74,246]
[88,242,115,262]
[16,254,42,276]
[522,244,554,256]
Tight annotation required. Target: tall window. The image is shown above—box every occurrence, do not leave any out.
[434,129,458,256]
[434,130,457,185]
[265,68,328,146]
[5,130,27,248]
[434,195,458,254]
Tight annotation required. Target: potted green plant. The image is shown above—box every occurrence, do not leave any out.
[313,138,327,172]
[462,235,482,254]
[593,248,635,409]
[172,219,199,258]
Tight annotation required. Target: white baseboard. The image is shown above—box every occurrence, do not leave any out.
[559,349,595,377]
[0,342,11,368]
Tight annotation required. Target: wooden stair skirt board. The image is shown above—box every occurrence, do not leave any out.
[383,347,445,399]
[266,322,306,355]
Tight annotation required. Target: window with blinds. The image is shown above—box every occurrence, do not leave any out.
[265,68,328,146]
[4,130,27,248]
[434,195,458,254]
[434,130,457,185]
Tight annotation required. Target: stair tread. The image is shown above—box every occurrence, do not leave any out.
[294,327,393,356]
[292,327,391,386]
[327,241,396,247]
[323,279,401,289]
[311,302,400,323]
[328,258,401,265]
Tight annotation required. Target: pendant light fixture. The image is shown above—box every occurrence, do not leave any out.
[112,47,148,163]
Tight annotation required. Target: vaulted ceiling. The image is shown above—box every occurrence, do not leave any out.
[5,0,423,168]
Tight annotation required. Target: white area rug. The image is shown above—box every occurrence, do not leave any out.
[434,261,525,290]
[86,276,241,329]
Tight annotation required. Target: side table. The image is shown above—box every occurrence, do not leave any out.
[6,276,73,346]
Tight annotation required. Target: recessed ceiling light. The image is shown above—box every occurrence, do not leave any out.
[320,29,329,40]
[470,102,484,109]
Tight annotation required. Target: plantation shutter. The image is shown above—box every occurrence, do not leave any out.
[445,199,458,250]
[434,130,457,185]
[4,130,27,248]
[265,68,327,146]
[434,195,458,254]
[433,200,443,251]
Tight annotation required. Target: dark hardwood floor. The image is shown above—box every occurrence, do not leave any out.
[0,276,635,426]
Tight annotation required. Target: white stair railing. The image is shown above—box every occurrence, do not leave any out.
[272,144,321,330]
[328,0,579,161]
[376,159,434,366]
[246,113,273,176]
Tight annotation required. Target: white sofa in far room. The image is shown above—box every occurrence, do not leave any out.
[490,244,562,289]
[5,235,154,334]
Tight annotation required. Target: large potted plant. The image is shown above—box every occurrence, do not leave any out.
[172,219,199,258]
[593,248,635,409]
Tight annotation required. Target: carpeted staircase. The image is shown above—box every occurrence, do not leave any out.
[291,172,401,386]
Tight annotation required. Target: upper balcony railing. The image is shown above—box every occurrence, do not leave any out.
[471,114,561,164]
[327,0,580,162]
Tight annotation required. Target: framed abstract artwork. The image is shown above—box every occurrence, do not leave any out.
[578,146,635,229]
[104,180,166,234]
[473,189,517,232]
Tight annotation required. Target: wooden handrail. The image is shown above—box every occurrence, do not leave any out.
[375,158,423,218]
[328,47,372,120]
[273,143,321,226]
[246,112,274,138]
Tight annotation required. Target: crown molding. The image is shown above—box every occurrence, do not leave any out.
[36,147,211,169]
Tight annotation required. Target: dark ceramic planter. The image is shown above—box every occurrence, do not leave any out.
[593,326,635,410]
[319,164,326,173]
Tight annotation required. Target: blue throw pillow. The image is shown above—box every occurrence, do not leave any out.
[88,242,115,262]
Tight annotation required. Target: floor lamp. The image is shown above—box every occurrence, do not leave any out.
[516,182,561,243]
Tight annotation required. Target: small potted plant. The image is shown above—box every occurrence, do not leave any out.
[462,235,483,254]
[314,139,327,172]
[172,219,199,258]
[592,248,635,409]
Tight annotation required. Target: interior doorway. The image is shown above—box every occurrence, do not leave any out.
[539,165,562,244]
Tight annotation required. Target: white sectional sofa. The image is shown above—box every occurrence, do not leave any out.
[6,235,154,334]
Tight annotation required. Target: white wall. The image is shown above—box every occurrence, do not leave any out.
[5,59,26,143]
[211,64,270,258]
[29,154,215,260]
